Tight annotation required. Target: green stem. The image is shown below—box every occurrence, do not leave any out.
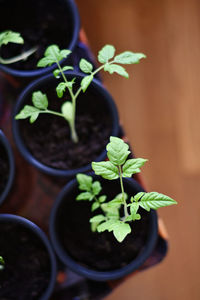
[0,46,37,64]
[119,165,128,219]
[55,59,79,143]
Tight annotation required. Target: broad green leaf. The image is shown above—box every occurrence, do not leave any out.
[98,45,115,63]
[61,101,73,122]
[139,192,177,211]
[99,195,107,203]
[81,75,93,92]
[90,214,106,223]
[130,201,141,220]
[97,219,116,232]
[32,91,48,110]
[132,192,145,202]
[76,174,93,191]
[106,136,130,166]
[104,63,129,78]
[92,161,119,180]
[79,58,93,73]
[112,221,131,242]
[0,31,23,47]
[91,202,100,212]
[15,105,40,120]
[114,52,146,64]
[122,158,147,178]
[56,82,67,98]
[37,45,71,67]
[92,181,102,195]
[76,192,94,201]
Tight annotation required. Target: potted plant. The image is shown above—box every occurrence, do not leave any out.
[13,44,145,177]
[0,214,57,299]
[0,130,15,205]
[49,137,177,281]
[0,0,80,79]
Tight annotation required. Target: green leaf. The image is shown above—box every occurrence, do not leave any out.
[113,192,128,202]
[130,201,141,220]
[37,45,71,67]
[138,192,177,211]
[132,192,145,202]
[76,192,94,201]
[81,75,93,92]
[76,174,93,192]
[104,63,129,78]
[32,91,48,110]
[106,136,130,166]
[122,158,147,177]
[62,66,74,72]
[106,199,122,208]
[53,69,61,78]
[98,45,115,63]
[91,202,100,212]
[92,161,119,180]
[97,219,116,232]
[90,214,106,232]
[0,31,23,47]
[101,203,120,219]
[30,112,39,123]
[112,221,131,242]
[114,51,146,64]
[79,58,93,73]
[92,181,102,195]
[56,82,67,98]
[61,101,73,123]
[99,195,107,203]
[15,105,40,120]
[53,66,73,78]
[90,214,106,223]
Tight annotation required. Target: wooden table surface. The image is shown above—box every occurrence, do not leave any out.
[76,0,200,299]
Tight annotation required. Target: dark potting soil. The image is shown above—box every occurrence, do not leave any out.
[0,0,73,70]
[56,179,151,271]
[19,82,112,170]
[0,143,9,196]
[0,222,51,300]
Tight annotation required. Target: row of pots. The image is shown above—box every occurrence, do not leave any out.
[0,74,158,298]
[0,0,159,299]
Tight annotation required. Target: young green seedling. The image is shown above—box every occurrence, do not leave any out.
[15,44,146,143]
[76,136,177,242]
[0,30,37,65]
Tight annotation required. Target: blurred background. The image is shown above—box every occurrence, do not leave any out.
[76,0,200,299]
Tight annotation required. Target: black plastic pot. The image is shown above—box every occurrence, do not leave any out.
[0,214,57,300]
[0,130,15,205]
[0,0,80,79]
[49,175,158,281]
[12,72,119,177]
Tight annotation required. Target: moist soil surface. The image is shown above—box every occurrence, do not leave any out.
[19,80,112,170]
[56,178,151,271]
[0,222,51,300]
[0,0,73,70]
[0,143,9,196]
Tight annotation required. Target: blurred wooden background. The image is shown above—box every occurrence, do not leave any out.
[76,0,200,299]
